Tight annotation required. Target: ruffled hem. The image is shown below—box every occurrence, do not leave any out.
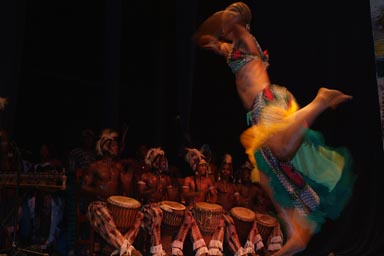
[255,129,357,233]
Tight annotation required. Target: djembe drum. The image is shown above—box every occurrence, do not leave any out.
[159,200,186,228]
[107,196,141,232]
[255,212,278,245]
[230,207,256,244]
[159,201,186,255]
[193,202,224,235]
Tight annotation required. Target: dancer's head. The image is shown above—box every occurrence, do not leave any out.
[225,2,252,29]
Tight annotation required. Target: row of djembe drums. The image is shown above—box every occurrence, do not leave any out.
[105,195,279,255]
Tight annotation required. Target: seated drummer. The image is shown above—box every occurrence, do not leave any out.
[210,153,259,256]
[83,128,143,256]
[236,160,283,254]
[215,153,239,212]
[176,150,257,256]
[137,147,178,256]
[181,148,218,207]
[170,148,218,256]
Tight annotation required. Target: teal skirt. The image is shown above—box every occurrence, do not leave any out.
[255,129,357,233]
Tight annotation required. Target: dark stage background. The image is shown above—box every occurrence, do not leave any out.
[1,0,384,255]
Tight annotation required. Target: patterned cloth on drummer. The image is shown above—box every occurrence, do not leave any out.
[229,207,264,253]
[171,210,209,256]
[141,203,168,256]
[255,212,283,252]
[222,213,253,256]
[87,201,143,256]
[192,202,254,256]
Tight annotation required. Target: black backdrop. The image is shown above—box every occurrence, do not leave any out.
[1,0,384,255]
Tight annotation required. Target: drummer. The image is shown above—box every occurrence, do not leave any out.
[137,147,178,256]
[236,160,276,214]
[236,160,284,254]
[84,128,143,256]
[211,153,258,256]
[181,148,218,207]
[176,149,254,256]
[171,148,218,256]
[215,153,239,212]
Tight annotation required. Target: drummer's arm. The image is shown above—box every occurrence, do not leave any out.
[181,177,201,199]
[206,180,218,204]
[233,184,241,205]
[137,177,155,197]
[165,176,179,201]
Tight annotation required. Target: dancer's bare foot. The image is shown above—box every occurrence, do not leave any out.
[317,87,353,109]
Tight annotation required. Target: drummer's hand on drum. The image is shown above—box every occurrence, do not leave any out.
[184,190,201,198]
[137,181,155,196]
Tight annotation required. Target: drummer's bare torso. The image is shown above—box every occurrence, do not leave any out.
[215,179,238,211]
[140,171,172,203]
[85,159,124,199]
[183,175,215,206]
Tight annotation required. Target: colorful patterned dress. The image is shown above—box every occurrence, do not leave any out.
[241,84,356,232]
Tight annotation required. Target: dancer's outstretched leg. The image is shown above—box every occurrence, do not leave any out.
[268,88,352,161]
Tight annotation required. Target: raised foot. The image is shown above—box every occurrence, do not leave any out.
[317,87,353,109]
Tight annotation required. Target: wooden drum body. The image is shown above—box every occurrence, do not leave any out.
[107,196,141,232]
[159,200,187,255]
[159,200,186,228]
[255,212,278,244]
[193,202,224,235]
[230,207,256,244]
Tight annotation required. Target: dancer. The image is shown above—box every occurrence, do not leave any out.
[193,2,356,255]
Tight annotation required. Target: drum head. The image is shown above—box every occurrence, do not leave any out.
[255,212,277,227]
[230,207,256,222]
[107,195,141,208]
[160,201,186,212]
[195,202,223,211]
